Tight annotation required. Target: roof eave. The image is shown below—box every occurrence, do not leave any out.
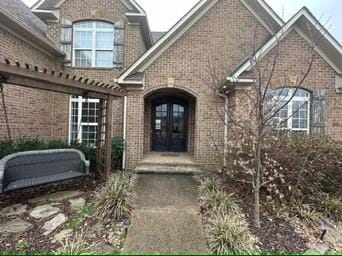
[0,10,64,57]
[32,10,59,22]
[126,13,153,48]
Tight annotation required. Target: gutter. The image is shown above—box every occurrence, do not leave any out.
[122,96,128,170]
[218,92,229,170]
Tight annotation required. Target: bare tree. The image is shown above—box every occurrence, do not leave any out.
[205,19,327,227]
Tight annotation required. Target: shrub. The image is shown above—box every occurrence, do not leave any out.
[0,139,15,159]
[112,137,124,169]
[95,173,134,221]
[204,189,239,214]
[227,133,342,219]
[208,213,254,254]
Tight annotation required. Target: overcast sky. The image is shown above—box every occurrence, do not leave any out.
[23,0,342,43]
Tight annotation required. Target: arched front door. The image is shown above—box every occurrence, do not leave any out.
[152,97,188,152]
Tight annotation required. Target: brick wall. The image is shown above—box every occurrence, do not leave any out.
[234,29,342,141]
[46,0,148,139]
[0,27,68,140]
[125,0,271,170]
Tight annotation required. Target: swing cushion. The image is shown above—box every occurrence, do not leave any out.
[0,149,90,193]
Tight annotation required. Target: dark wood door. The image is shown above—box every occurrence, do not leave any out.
[152,98,188,152]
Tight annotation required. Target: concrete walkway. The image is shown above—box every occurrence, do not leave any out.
[123,174,208,254]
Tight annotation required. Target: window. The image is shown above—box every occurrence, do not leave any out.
[69,96,100,146]
[73,21,114,68]
[271,88,310,133]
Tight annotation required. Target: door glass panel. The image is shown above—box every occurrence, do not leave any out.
[173,104,184,134]
[152,100,187,152]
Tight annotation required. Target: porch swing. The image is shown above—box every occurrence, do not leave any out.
[0,77,91,193]
[0,59,125,193]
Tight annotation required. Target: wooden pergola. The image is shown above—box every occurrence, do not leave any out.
[0,59,126,179]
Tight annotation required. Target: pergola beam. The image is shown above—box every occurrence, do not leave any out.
[0,62,126,97]
[4,76,108,99]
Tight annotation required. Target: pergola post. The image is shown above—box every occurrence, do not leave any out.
[104,96,114,179]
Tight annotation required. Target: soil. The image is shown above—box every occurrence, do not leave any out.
[0,177,102,253]
[222,176,309,253]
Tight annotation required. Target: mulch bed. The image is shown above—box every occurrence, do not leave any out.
[0,176,100,208]
[221,177,309,253]
[0,177,101,253]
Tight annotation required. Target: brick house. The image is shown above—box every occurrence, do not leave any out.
[0,0,341,171]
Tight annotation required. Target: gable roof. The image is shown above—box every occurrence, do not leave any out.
[117,0,284,85]
[0,0,64,56]
[228,7,342,82]
[31,0,153,47]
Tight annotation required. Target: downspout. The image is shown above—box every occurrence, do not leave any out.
[122,96,128,171]
[218,92,229,170]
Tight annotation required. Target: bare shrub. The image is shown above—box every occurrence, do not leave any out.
[227,133,342,220]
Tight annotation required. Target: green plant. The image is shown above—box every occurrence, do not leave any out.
[204,189,239,214]
[15,239,29,251]
[208,214,254,254]
[112,137,124,167]
[67,217,85,230]
[95,173,134,221]
[0,139,14,159]
[68,204,95,229]
[79,204,95,216]
[14,137,46,152]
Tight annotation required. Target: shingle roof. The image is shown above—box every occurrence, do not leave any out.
[0,0,47,36]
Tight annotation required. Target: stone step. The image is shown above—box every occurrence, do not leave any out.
[134,164,204,175]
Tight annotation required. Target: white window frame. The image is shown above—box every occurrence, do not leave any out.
[273,88,311,134]
[73,21,114,68]
[69,96,100,144]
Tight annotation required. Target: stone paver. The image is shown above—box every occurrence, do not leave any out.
[0,218,32,234]
[43,213,67,236]
[29,204,60,219]
[69,198,86,212]
[123,174,207,254]
[29,191,84,204]
[0,204,28,217]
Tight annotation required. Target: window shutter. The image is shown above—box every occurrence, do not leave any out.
[61,18,73,64]
[113,21,125,67]
[311,89,325,135]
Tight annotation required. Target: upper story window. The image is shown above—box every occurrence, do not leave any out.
[73,21,114,68]
[271,88,310,133]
